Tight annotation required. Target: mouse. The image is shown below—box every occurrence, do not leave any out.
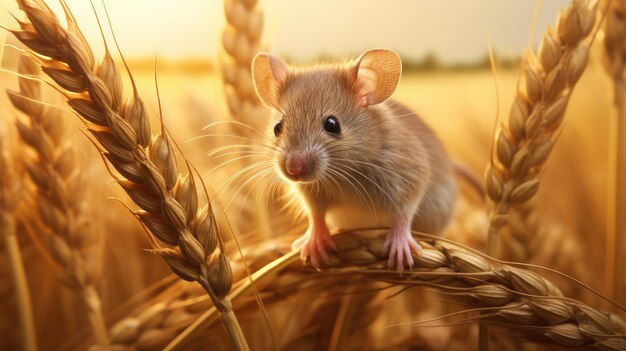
[251,49,457,270]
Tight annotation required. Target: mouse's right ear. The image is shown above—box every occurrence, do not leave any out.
[351,49,402,107]
[251,53,288,109]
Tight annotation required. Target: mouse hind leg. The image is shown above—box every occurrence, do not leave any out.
[411,175,457,235]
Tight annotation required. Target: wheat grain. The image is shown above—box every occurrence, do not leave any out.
[8,54,109,346]
[485,0,597,255]
[9,0,247,349]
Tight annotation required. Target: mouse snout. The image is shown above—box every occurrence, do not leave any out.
[282,151,319,181]
[286,154,306,176]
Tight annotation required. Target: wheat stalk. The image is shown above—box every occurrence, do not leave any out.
[485,0,597,255]
[8,54,109,346]
[8,0,247,349]
[601,0,626,305]
[0,121,37,351]
[166,230,626,350]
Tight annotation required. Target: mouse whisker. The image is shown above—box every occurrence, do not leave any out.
[216,169,273,213]
[254,172,281,208]
[202,119,275,145]
[388,110,418,119]
[209,149,268,161]
[329,155,417,188]
[206,154,270,175]
[327,164,375,213]
[320,167,343,197]
[327,168,368,218]
[349,159,416,185]
[335,165,380,224]
[206,144,274,158]
[337,162,401,210]
[184,132,262,145]
[227,167,275,212]
[210,160,273,199]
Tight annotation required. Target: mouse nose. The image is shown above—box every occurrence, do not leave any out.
[286,154,306,176]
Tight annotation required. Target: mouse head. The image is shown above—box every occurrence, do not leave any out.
[251,49,402,184]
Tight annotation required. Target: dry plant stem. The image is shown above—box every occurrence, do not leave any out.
[1,220,37,351]
[82,286,107,347]
[9,55,109,347]
[165,252,295,351]
[1,216,37,351]
[0,126,37,351]
[170,231,626,351]
[613,89,626,303]
[9,0,247,349]
[485,0,597,255]
[602,0,626,304]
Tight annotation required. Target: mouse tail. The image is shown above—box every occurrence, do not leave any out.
[451,160,485,201]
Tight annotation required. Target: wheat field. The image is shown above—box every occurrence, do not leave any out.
[0,0,625,350]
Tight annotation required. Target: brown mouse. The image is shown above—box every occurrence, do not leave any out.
[251,49,457,270]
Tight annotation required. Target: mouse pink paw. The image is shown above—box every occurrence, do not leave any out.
[383,229,422,271]
[291,225,336,269]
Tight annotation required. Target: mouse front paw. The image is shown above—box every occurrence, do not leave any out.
[291,225,336,269]
[383,229,422,271]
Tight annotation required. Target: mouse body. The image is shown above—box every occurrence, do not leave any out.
[251,49,457,269]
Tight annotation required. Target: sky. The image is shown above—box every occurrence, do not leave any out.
[0,0,572,63]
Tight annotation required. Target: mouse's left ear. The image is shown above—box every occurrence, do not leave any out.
[252,52,288,109]
[351,49,402,107]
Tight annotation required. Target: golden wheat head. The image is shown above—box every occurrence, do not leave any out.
[9,0,248,349]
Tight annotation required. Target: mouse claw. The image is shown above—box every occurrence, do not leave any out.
[291,223,334,269]
[384,230,422,271]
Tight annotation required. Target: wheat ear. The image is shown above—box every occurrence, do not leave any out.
[221,0,267,135]
[485,0,597,255]
[220,0,274,241]
[0,122,37,351]
[8,55,109,346]
[601,0,626,304]
[483,1,597,348]
[9,1,248,349]
[168,231,626,350]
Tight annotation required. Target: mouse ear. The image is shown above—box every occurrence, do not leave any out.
[251,52,288,109]
[352,49,402,107]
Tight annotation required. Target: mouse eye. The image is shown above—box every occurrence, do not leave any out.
[273,120,283,137]
[323,116,341,134]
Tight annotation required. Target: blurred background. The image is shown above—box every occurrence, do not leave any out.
[0,1,618,350]
[3,0,573,61]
